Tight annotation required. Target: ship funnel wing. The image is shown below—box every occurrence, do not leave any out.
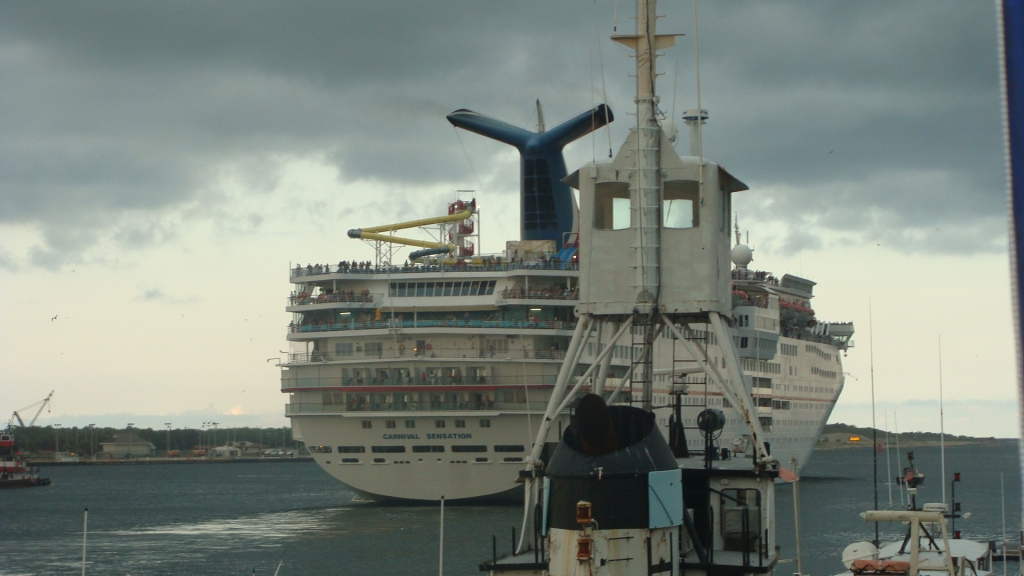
[447,104,614,248]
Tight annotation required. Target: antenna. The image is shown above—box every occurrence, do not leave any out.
[939,335,946,505]
[869,298,879,546]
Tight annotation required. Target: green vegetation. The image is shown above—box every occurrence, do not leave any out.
[5,425,294,457]
[822,423,1012,443]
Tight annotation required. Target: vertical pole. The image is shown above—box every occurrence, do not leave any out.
[81,508,88,576]
[909,517,920,576]
[791,458,802,576]
[895,412,905,509]
[939,335,947,505]
[1001,472,1007,576]
[632,0,661,315]
[439,496,445,576]
[885,411,893,509]
[869,300,879,546]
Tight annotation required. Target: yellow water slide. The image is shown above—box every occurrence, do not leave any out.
[347,202,474,259]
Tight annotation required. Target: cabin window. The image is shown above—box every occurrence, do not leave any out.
[494,445,525,452]
[385,420,396,429]
[404,420,416,429]
[594,182,631,230]
[454,420,466,428]
[412,445,445,453]
[721,488,761,552]
[371,446,406,453]
[435,420,446,428]
[663,180,700,229]
[338,446,365,453]
[361,421,372,429]
[451,445,487,453]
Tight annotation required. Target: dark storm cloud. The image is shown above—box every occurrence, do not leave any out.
[690,3,1004,254]
[0,1,1005,268]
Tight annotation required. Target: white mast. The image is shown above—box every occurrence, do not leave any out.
[939,335,946,505]
[632,0,661,319]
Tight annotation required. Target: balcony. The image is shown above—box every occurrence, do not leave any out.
[290,260,578,280]
[499,288,578,302]
[288,319,577,335]
[285,399,550,415]
[289,292,377,307]
[285,348,566,364]
[282,374,559,390]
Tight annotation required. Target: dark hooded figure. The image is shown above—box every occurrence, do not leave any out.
[574,394,620,456]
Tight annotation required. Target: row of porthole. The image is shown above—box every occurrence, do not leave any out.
[324,456,525,465]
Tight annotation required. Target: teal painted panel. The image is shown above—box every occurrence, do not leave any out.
[648,468,683,528]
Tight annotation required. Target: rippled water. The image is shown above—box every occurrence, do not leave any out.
[0,443,1019,575]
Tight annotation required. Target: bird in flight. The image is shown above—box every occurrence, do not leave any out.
[51,315,58,321]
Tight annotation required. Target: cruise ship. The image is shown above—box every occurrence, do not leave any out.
[281,109,854,503]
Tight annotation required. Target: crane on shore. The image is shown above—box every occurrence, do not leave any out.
[7,391,54,428]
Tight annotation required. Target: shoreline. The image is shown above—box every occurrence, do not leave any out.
[815,437,1015,451]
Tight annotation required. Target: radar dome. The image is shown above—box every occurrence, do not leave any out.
[841,542,879,569]
[731,244,753,268]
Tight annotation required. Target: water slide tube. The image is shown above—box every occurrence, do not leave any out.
[347,205,474,259]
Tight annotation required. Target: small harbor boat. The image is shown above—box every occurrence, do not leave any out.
[0,430,51,488]
[835,510,993,576]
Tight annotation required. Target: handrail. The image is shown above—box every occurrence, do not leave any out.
[282,374,559,389]
[286,349,567,364]
[289,292,379,306]
[290,261,579,278]
[500,288,578,301]
[285,400,550,414]
[288,319,577,334]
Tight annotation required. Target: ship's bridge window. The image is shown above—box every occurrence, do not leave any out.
[721,488,762,552]
[594,181,631,231]
[663,180,700,229]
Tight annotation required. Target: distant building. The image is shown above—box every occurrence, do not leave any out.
[209,445,241,458]
[100,432,155,458]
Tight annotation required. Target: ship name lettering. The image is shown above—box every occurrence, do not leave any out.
[382,434,420,440]
[426,433,472,440]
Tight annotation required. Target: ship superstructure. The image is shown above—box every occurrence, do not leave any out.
[282,210,852,501]
[281,104,853,504]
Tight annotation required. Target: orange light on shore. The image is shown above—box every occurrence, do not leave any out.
[849,436,861,442]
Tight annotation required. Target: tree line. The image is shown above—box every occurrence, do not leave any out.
[6,425,295,456]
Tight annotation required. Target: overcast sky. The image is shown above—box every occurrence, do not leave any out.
[1,1,1015,437]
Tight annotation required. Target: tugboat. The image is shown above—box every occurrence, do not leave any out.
[477,0,782,573]
[0,430,50,488]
